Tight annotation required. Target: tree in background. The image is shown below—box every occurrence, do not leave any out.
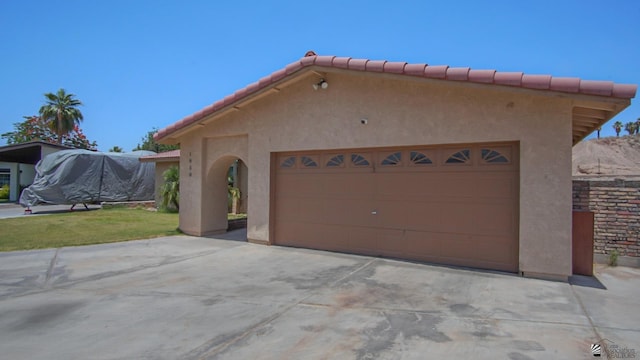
[613,121,623,137]
[133,128,179,153]
[39,89,84,144]
[636,118,640,135]
[624,121,638,135]
[108,146,124,153]
[1,115,97,150]
[160,165,179,211]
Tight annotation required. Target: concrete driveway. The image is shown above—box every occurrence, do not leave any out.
[0,230,638,359]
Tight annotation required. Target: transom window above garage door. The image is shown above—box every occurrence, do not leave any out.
[276,143,516,172]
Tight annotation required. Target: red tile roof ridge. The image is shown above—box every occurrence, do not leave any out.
[139,149,180,160]
[154,52,637,141]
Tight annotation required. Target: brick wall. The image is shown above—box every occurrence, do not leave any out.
[573,178,640,258]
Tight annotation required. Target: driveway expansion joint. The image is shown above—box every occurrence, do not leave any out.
[44,248,60,287]
[569,282,604,344]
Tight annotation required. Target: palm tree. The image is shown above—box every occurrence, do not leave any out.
[624,122,637,135]
[613,121,623,137]
[38,89,83,144]
[161,166,179,210]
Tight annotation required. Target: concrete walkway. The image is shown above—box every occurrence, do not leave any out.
[0,231,637,359]
[0,203,101,219]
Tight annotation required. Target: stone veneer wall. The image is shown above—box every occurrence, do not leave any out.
[573,178,640,264]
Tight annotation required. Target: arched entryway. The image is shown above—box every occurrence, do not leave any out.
[203,155,248,238]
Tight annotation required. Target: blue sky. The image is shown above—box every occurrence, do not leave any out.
[1,0,638,152]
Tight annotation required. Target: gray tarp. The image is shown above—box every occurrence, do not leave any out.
[19,150,156,207]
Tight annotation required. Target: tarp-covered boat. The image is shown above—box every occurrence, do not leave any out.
[20,150,156,207]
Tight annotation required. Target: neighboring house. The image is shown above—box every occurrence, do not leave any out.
[154,51,636,281]
[0,141,74,201]
[140,149,248,213]
[140,150,180,206]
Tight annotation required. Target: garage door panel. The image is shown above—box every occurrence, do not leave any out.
[376,200,408,229]
[276,174,322,195]
[474,175,516,199]
[296,198,327,223]
[377,173,432,197]
[274,143,519,273]
[404,232,446,264]
[404,231,443,257]
[274,197,300,221]
[322,224,352,252]
[277,222,341,252]
[403,201,442,232]
[437,233,477,260]
[474,203,516,235]
[472,235,516,264]
[437,203,476,234]
[325,199,377,227]
[274,221,308,247]
[436,176,479,198]
[376,228,408,258]
[346,226,381,256]
[322,174,350,196]
[324,173,376,199]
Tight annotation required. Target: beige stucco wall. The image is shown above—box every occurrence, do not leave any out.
[175,70,575,279]
[154,161,179,206]
[41,145,62,159]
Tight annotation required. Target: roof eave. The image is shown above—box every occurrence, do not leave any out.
[154,53,636,143]
[572,97,632,145]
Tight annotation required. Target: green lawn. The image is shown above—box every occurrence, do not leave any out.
[0,208,181,252]
[228,213,247,220]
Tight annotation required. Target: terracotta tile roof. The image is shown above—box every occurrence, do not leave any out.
[139,149,180,162]
[155,51,637,141]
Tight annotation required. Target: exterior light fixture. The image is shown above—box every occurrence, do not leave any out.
[313,79,328,90]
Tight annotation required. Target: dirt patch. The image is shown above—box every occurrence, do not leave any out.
[573,135,640,175]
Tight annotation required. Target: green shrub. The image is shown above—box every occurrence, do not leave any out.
[161,166,179,210]
[0,185,9,200]
[608,249,619,267]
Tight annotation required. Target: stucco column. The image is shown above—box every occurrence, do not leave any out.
[178,137,207,236]
[518,111,573,281]
[246,140,271,244]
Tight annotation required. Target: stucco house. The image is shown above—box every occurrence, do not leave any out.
[139,150,180,206]
[154,51,636,281]
[0,141,74,201]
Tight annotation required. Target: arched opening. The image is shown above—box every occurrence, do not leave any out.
[203,155,248,239]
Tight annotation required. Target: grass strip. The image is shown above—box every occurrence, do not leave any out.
[0,208,180,251]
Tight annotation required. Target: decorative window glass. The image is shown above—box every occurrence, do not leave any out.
[280,156,296,168]
[481,149,509,164]
[300,156,318,168]
[381,152,402,166]
[351,154,370,167]
[326,154,344,167]
[445,149,471,164]
[409,151,433,165]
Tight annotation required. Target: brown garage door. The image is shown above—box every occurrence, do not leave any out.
[273,143,519,272]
